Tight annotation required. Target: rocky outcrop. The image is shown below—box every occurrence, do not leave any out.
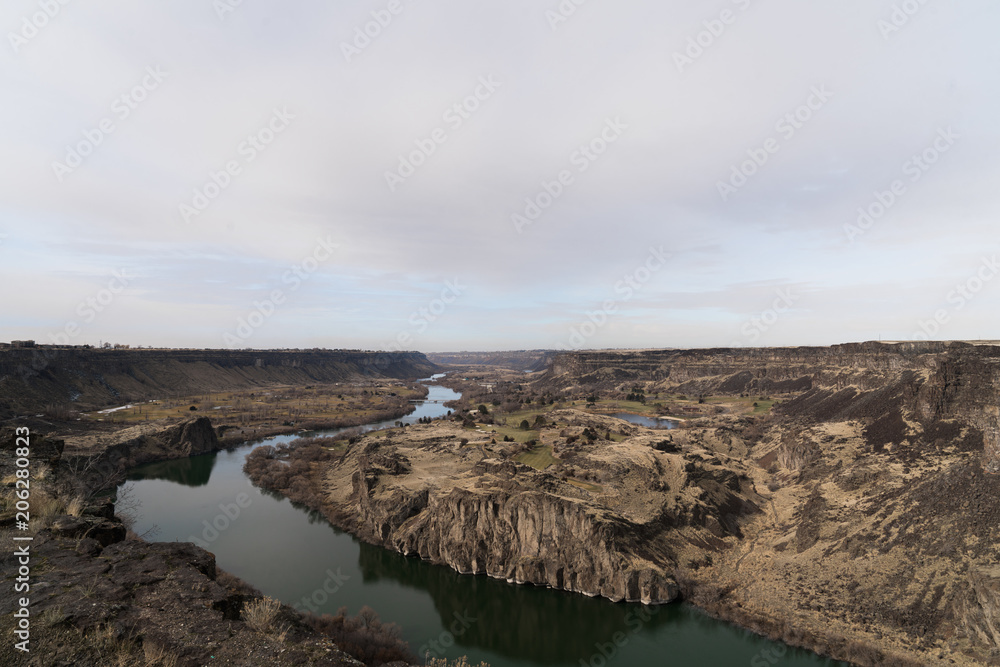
[0,508,364,667]
[370,484,678,604]
[55,417,222,494]
[546,341,992,394]
[247,420,768,608]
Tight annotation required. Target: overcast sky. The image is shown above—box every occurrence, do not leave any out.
[1,0,998,352]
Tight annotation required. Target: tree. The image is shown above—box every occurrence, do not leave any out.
[478,404,489,415]
[519,419,531,430]
[534,414,546,426]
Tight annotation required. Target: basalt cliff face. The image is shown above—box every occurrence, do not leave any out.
[349,449,684,604]
[0,347,437,419]
[247,415,766,608]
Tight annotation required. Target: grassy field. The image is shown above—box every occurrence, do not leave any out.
[515,443,560,470]
[566,478,604,493]
[488,424,537,443]
[81,382,424,426]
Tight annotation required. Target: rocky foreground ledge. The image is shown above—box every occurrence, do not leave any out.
[0,425,427,667]
[0,503,365,666]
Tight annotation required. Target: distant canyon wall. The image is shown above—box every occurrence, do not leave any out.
[0,348,437,418]
[545,342,1000,472]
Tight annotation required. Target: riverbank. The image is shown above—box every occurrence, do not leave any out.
[0,426,407,666]
[0,377,454,666]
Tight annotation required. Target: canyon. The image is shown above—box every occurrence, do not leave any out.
[5,342,1000,665]
[248,342,1000,666]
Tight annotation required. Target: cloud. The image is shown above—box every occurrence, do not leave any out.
[2,0,999,350]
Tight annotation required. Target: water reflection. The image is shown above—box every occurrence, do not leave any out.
[126,451,217,486]
[356,543,673,664]
[610,413,678,429]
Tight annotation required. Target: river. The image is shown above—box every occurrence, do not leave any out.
[119,378,847,667]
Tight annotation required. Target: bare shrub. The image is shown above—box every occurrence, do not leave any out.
[242,596,282,634]
[302,606,416,666]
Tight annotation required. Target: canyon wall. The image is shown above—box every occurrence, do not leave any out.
[0,347,437,418]
[547,342,1000,472]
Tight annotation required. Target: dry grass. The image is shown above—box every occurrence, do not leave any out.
[89,624,138,667]
[426,658,491,667]
[143,641,179,666]
[566,478,604,493]
[80,576,100,598]
[242,596,283,634]
[65,495,86,517]
[29,491,66,528]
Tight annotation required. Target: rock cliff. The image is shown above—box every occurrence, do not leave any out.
[0,347,437,418]
[246,416,767,607]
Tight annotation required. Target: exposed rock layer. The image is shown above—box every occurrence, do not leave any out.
[0,347,437,418]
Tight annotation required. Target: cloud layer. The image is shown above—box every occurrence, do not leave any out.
[2,0,998,351]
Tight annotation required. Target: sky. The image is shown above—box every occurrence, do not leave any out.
[1,0,998,352]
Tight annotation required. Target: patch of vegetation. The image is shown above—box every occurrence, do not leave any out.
[302,606,416,666]
[242,596,284,635]
[566,478,603,493]
[515,443,559,470]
